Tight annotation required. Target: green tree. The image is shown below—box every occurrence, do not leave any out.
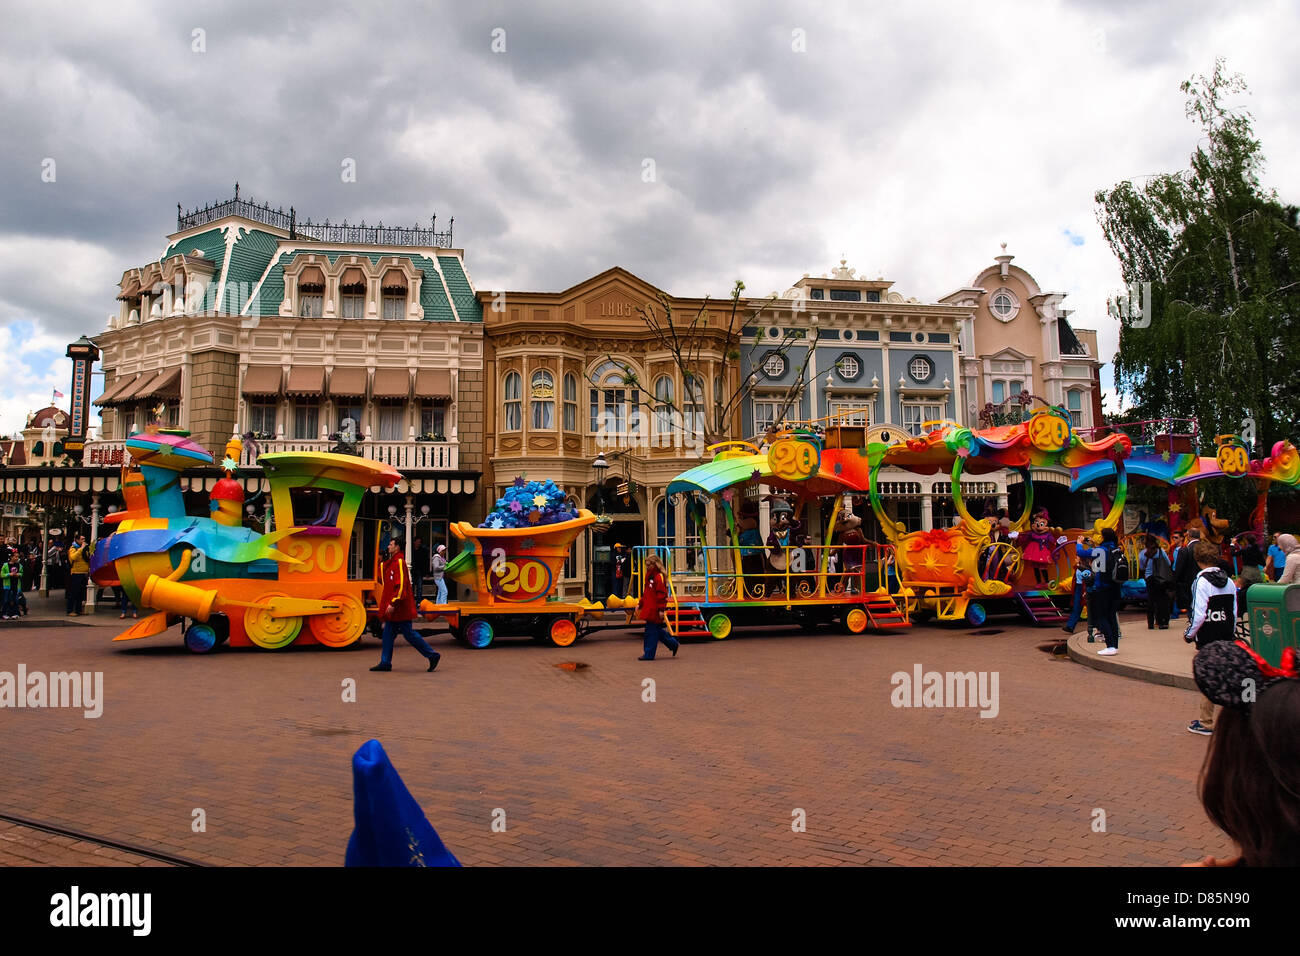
[1095,60,1300,463]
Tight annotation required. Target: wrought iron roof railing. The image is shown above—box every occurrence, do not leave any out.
[177,184,453,248]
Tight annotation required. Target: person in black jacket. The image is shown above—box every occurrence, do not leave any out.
[1139,535,1174,629]
[1185,540,1238,735]
[1172,528,1200,620]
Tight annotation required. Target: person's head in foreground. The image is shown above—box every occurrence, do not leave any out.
[1195,641,1300,866]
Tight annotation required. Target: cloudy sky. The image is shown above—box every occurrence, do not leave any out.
[1,0,1297,436]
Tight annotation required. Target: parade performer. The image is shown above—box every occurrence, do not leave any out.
[1013,507,1058,587]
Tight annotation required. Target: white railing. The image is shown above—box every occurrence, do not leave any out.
[240,438,459,471]
[83,437,460,471]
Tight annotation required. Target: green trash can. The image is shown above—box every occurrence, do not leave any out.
[1246,583,1300,667]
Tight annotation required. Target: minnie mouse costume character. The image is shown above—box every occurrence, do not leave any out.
[1016,508,1058,586]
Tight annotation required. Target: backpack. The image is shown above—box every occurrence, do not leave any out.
[1103,545,1129,583]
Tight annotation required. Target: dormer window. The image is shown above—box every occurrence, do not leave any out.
[829,289,861,302]
[809,288,825,300]
[340,267,366,318]
[381,269,407,320]
[298,266,325,318]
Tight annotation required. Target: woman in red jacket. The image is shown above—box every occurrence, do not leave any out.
[371,538,441,672]
[636,553,679,661]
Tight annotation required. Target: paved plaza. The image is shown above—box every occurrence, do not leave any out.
[0,602,1230,866]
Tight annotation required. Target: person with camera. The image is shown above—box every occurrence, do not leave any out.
[370,537,440,673]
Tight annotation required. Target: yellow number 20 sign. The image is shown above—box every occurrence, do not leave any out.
[767,438,820,482]
[1028,411,1071,452]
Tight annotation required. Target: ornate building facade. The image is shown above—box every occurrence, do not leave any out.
[479,268,742,599]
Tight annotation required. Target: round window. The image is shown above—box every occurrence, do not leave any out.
[990,288,1019,322]
[908,356,933,382]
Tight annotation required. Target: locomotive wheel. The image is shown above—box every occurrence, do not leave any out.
[462,617,495,649]
[707,612,732,640]
[548,617,579,647]
[308,593,367,648]
[184,622,218,654]
[244,592,302,650]
[965,602,988,627]
[844,608,869,634]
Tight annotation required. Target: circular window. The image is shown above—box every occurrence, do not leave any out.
[913,331,927,344]
[990,288,1019,322]
[767,326,782,339]
[836,355,860,380]
[908,356,933,382]
[842,329,855,342]
[762,353,787,378]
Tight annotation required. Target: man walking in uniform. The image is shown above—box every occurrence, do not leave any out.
[370,538,441,673]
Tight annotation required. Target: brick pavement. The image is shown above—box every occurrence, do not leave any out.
[0,615,1232,866]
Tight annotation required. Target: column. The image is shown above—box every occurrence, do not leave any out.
[404,495,414,565]
[86,494,100,610]
[921,492,933,532]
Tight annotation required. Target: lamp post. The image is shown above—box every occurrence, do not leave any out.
[590,453,611,599]
[36,507,48,596]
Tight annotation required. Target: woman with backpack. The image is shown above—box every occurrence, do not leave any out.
[1077,527,1124,656]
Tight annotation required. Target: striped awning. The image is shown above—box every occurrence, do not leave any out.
[329,366,368,398]
[93,374,138,407]
[285,366,325,395]
[242,366,282,395]
[372,367,411,399]
[415,368,452,399]
[135,366,182,401]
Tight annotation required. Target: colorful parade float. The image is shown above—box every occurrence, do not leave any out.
[617,402,1133,639]
[91,427,401,652]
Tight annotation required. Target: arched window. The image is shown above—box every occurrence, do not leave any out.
[381,269,407,320]
[503,371,522,431]
[684,374,705,442]
[531,370,555,429]
[298,266,325,318]
[340,267,366,318]
[563,373,577,431]
[589,360,635,437]
[653,375,675,439]
[656,497,676,550]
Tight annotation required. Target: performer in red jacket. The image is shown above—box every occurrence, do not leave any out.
[371,537,441,672]
[636,553,679,661]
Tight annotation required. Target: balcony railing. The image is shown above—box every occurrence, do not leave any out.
[82,439,458,471]
[177,185,453,248]
[240,438,458,471]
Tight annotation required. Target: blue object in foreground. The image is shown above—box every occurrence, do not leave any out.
[345,739,461,867]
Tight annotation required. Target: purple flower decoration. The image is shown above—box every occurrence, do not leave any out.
[750,469,762,482]
[513,476,526,488]
[509,500,523,512]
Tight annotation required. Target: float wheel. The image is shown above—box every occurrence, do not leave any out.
[184,622,218,654]
[308,592,367,648]
[707,612,732,640]
[845,608,869,634]
[965,602,988,627]
[210,614,230,645]
[462,617,494,649]
[244,592,302,650]
[548,617,579,647]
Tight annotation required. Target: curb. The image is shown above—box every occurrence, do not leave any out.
[1066,632,1196,690]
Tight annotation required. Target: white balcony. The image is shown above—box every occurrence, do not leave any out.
[82,438,459,471]
[240,438,459,471]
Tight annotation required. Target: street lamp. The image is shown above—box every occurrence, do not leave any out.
[36,506,48,595]
[591,452,610,515]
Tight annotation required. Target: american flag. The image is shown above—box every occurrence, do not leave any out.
[52,389,65,399]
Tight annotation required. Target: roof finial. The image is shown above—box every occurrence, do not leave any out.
[1000,241,1007,253]
[235,181,240,200]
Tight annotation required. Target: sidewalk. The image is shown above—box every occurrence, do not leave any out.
[1066,609,1198,690]
[0,588,130,629]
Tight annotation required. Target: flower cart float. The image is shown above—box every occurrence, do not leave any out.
[416,479,599,648]
[628,429,912,641]
[865,406,1132,626]
[89,428,401,652]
